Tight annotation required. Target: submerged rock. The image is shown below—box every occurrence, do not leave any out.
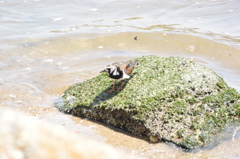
[56,55,240,150]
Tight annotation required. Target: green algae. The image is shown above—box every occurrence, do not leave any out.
[56,55,240,150]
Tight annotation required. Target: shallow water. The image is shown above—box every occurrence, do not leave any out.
[1,0,240,158]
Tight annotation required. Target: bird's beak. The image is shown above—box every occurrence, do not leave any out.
[100,70,106,73]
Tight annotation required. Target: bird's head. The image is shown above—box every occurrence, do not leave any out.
[100,65,116,75]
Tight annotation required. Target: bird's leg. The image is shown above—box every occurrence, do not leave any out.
[118,80,126,90]
[108,80,116,93]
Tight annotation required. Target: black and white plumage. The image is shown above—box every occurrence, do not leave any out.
[100,61,139,93]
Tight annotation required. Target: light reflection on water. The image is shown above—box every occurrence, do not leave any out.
[1,0,240,46]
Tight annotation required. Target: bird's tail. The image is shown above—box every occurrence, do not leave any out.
[133,61,139,66]
[130,61,139,67]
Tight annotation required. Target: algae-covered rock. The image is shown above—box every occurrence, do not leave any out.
[56,55,240,150]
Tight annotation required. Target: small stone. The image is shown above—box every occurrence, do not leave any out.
[150,135,158,143]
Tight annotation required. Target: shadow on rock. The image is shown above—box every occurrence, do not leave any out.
[90,77,132,107]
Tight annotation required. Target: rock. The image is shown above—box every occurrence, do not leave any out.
[56,55,240,150]
[0,109,135,159]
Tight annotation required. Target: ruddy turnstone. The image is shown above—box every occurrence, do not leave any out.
[100,61,139,93]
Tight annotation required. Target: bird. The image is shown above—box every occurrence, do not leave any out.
[100,61,139,93]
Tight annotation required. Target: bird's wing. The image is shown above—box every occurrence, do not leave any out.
[109,61,138,75]
[120,62,136,75]
[112,61,125,69]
